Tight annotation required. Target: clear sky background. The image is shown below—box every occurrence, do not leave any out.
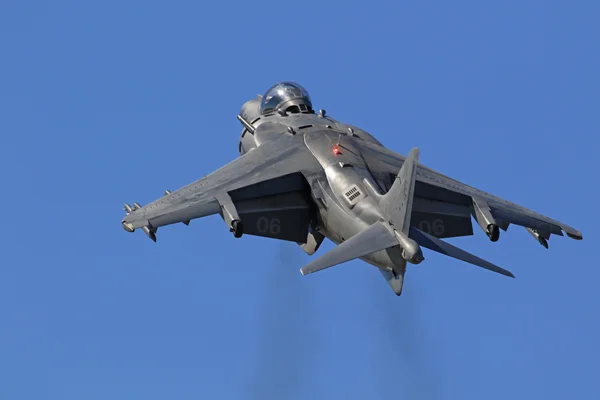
[1,0,598,399]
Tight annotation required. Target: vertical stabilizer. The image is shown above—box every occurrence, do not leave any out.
[379,147,420,234]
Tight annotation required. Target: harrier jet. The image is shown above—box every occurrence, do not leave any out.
[121,82,583,295]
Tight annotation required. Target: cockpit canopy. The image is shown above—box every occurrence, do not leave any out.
[259,82,313,115]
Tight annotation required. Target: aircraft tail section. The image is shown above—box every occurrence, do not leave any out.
[299,146,512,297]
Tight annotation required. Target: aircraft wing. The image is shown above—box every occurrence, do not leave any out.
[358,140,583,244]
[122,134,323,242]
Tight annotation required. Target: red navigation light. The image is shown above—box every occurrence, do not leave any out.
[333,145,341,155]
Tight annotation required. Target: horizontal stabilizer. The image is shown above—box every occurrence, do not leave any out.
[300,222,398,276]
[410,227,514,278]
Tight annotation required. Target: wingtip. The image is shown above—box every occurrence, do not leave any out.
[122,220,135,232]
[561,224,583,240]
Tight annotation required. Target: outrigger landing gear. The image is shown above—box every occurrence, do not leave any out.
[487,224,500,242]
[231,219,244,238]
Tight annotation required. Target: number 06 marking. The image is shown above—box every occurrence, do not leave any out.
[418,219,445,236]
[256,217,281,235]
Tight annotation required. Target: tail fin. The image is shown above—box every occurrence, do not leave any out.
[380,147,419,234]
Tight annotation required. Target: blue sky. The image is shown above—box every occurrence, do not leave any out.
[1,0,598,398]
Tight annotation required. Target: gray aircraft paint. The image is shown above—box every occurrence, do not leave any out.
[122,82,583,296]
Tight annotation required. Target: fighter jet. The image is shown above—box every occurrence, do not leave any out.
[121,82,583,296]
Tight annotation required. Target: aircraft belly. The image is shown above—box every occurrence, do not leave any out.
[303,131,400,271]
[317,189,366,244]
[304,130,381,218]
